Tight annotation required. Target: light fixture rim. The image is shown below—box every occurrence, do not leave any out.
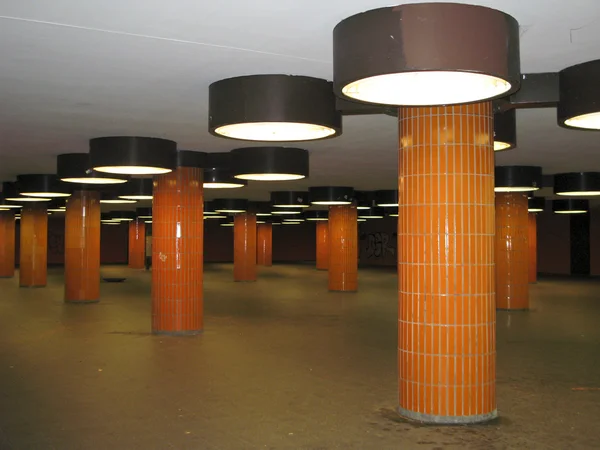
[333,3,521,106]
[209,74,342,141]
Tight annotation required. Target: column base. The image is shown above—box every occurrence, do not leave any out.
[397,406,498,425]
[316,268,328,271]
[234,279,257,283]
[19,285,46,288]
[65,299,100,304]
[497,308,529,312]
[152,330,203,336]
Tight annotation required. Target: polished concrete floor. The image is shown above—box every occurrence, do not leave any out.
[0,264,599,449]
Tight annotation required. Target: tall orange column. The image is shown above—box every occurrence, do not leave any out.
[328,205,357,291]
[0,211,16,278]
[19,204,48,288]
[256,222,272,266]
[65,190,101,303]
[398,103,496,424]
[528,213,537,283]
[152,167,204,335]
[234,213,257,281]
[316,221,329,270]
[495,193,529,310]
[128,219,146,269]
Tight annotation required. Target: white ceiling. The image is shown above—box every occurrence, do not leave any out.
[1,0,600,202]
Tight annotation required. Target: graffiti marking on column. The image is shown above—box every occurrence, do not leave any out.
[365,232,395,259]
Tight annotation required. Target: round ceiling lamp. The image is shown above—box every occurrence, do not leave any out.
[267,217,283,226]
[494,109,517,151]
[101,213,120,224]
[112,211,136,222]
[304,210,328,221]
[204,153,247,189]
[358,207,385,219]
[47,199,67,212]
[494,166,543,192]
[136,207,152,219]
[100,193,137,204]
[249,201,273,217]
[57,153,128,185]
[375,190,398,207]
[213,198,248,214]
[554,172,600,196]
[90,136,177,175]
[220,217,235,227]
[230,147,309,181]
[2,182,51,202]
[333,3,520,106]
[558,60,600,130]
[209,75,342,142]
[528,197,545,213]
[17,174,71,198]
[310,187,354,205]
[176,150,207,170]
[119,179,153,200]
[204,201,226,219]
[0,193,23,209]
[354,191,375,210]
[271,208,302,216]
[553,199,589,214]
[385,207,399,217]
[271,191,310,208]
[204,201,217,215]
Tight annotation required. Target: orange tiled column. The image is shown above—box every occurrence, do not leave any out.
[328,205,357,291]
[256,222,272,266]
[0,211,16,278]
[528,213,537,283]
[234,213,257,281]
[398,103,496,424]
[316,221,329,270]
[152,167,204,335]
[495,193,529,309]
[128,219,146,269]
[19,204,48,288]
[65,190,101,303]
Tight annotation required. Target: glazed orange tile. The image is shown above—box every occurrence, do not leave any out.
[19,204,48,288]
[65,190,101,303]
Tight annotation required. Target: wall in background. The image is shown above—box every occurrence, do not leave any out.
[536,210,571,275]
[589,210,600,276]
[272,222,315,262]
[359,217,397,266]
[15,218,129,265]
[9,210,588,276]
[202,220,317,262]
[100,222,128,264]
[203,220,234,262]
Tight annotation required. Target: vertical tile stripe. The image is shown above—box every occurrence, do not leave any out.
[495,193,529,309]
[398,103,496,424]
[65,190,101,302]
[316,221,329,270]
[328,205,358,291]
[128,219,146,269]
[234,213,257,281]
[528,213,537,284]
[0,211,16,278]
[152,167,204,335]
[256,223,273,267]
[20,204,48,288]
